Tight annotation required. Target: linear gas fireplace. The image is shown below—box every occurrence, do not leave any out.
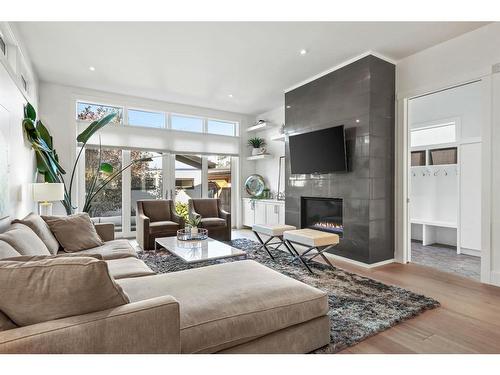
[301,197,343,237]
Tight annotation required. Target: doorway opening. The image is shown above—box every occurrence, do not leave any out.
[407,81,482,281]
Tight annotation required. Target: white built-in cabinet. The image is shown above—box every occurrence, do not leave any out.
[242,198,285,227]
[409,119,482,257]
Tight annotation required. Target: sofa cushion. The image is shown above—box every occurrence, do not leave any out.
[200,218,226,228]
[68,239,137,260]
[0,240,20,259]
[12,213,60,255]
[117,260,328,354]
[43,213,104,252]
[0,311,17,332]
[106,257,156,279]
[149,220,180,234]
[0,256,130,326]
[0,223,50,256]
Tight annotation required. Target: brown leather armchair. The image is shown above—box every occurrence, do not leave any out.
[136,199,184,250]
[188,198,231,241]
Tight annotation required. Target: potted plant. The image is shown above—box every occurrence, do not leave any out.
[187,216,201,235]
[247,137,266,156]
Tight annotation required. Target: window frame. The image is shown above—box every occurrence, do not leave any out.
[75,100,240,137]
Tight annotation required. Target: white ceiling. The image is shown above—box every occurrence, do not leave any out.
[15,22,487,115]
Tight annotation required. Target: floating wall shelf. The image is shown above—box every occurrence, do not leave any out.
[246,122,273,132]
[246,153,272,161]
[270,134,286,142]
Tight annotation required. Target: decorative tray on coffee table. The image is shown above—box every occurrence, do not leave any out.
[177,228,208,241]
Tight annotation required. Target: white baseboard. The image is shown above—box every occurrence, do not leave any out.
[490,271,500,287]
[461,248,481,257]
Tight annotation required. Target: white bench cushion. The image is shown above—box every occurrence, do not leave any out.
[252,224,297,237]
[284,229,339,247]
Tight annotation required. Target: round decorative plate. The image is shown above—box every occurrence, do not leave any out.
[244,174,266,197]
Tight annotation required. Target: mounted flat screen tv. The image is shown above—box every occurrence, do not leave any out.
[289,125,347,174]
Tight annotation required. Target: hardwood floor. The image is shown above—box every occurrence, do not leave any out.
[233,229,500,353]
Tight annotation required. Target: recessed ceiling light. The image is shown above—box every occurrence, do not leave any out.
[299,49,307,55]
[355,119,360,123]
[89,66,95,71]
[228,94,233,98]
[286,105,291,109]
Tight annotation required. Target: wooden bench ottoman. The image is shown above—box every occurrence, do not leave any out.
[283,228,339,273]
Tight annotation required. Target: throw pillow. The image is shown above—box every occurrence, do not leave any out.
[0,256,130,326]
[0,240,21,259]
[42,213,104,253]
[0,223,50,256]
[12,212,60,255]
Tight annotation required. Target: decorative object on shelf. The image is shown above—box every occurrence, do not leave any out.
[32,182,65,215]
[244,174,266,197]
[176,228,208,241]
[247,137,267,156]
[277,156,286,200]
[260,188,271,199]
[22,102,153,215]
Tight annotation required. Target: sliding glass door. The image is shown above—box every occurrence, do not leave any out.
[207,155,231,213]
[130,150,164,232]
[82,149,235,236]
[84,147,123,232]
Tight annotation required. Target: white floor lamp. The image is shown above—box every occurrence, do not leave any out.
[32,183,65,216]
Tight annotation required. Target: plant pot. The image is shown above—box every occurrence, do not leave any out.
[252,147,266,156]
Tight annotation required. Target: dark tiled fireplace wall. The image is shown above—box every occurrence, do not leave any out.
[284,55,395,264]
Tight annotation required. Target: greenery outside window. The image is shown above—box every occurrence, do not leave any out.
[77,102,123,124]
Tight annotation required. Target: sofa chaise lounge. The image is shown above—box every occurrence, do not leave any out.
[0,214,330,354]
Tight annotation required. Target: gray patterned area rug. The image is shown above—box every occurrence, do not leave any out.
[137,238,439,353]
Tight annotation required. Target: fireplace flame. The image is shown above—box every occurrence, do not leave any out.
[311,221,344,231]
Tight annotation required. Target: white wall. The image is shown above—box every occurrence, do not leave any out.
[0,23,38,219]
[247,106,285,196]
[396,22,500,285]
[38,82,253,221]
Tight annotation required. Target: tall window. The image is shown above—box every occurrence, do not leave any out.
[207,119,236,136]
[207,155,231,213]
[77,102,123,124]
[128,109,165,128]
[171,115,203,133]
[85,148,122,231]
[130,150,163,231]
[411,122,456,147]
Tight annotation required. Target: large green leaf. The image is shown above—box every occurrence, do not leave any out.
[36,120,53,149]
[99,162,113,175]
[24,103,36,122]
[76,113,117,144]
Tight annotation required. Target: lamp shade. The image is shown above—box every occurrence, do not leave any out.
[32,183,65,202]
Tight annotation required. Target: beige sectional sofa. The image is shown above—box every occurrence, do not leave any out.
[0,214,330,354]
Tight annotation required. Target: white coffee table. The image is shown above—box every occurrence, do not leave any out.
[154,236,246,264]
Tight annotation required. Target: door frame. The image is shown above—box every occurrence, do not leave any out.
[397,77,492,284]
